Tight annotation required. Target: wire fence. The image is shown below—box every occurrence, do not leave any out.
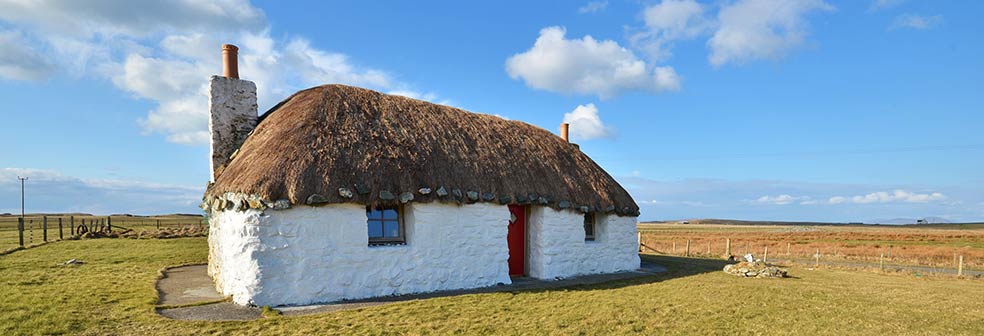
[639,234,981,277]
[0,215,205,250]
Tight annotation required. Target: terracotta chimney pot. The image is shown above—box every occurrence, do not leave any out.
[222,44,239,79]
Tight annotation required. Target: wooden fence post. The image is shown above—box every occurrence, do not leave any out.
[879,253,884,270]
[43,216,48,242]
[672,242,677,255]
[70,216,74,235]
[157,219,161,230]
[763,246,769,263]
[18,217,24,247]
[958,256,964,277]
[686,240,691,257]
[107,216,112,233]
[787,242,791,256]
[638,232,641,252]
[706,242,711,256]
[725,238,731,257]
[815,248,820,267]
[58,217,63,240]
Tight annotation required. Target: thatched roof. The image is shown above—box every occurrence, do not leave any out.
[204,84,639,216]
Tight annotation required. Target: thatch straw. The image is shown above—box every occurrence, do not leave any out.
[205,84,639,216]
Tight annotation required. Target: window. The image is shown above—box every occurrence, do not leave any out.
[367,206,404,245]
[584,213,596,241]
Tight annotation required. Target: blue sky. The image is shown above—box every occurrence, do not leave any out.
[1,0,982,222]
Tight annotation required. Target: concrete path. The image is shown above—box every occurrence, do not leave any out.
[156,263,667,321]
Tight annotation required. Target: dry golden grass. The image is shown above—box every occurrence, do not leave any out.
[641,223,984,270]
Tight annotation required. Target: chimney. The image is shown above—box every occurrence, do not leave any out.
[209,44,257,182]
[560,123,570,142]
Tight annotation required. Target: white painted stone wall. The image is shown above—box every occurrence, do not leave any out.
[208,202,512,306]
[527,207,640,279]
[208,75,257,182]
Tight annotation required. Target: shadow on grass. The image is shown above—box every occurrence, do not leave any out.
[270,254,733,317]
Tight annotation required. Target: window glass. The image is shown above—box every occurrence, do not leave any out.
[367,206,404,244]
[584,213,596,241]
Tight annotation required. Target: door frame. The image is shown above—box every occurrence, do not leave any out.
[507,204,530,277]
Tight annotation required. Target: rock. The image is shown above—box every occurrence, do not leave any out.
[723,261,788,278]
[436,186,448,197]
[400,192,414,203]
[246,197,266,210]
[558,200,571,209]
[516,194,529,204]
[452,188,463,200]
[338,188,354,198]
[527,193,538,202]
[604,205,616,213]
[355,184,370,195]
[271,199,291,210]
[482,192,495,202]
[63,259,84,266]
[579,205,590,213]
[306,194,328,205]
[379,190,396,200]
[498,195,512,204]
[418,187,432,195]
[537,197,548,205]
[466,191,479,201]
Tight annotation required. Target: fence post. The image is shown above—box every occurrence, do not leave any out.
[763,246,768,263]
[43,215,48,242]
[725,238,731,257]
[18,217,24,247]
[787,242,791,255]
[879,253,884,270]
[706,242,711,255]
[672,242,677,255]
[59,217,63,240]
[29,219,33,244]
[638,232,642,252]
[107,216,112,233]
[958,256,964,277]
[157,219,161,230]
[815,248,820,267]
[685,240,691,257]
[70,216,74,235]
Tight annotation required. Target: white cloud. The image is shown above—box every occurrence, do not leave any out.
[0,168,202,214]
[889,14,943,31]
[0,0,264,38]
[708,0,834,67]
[506,26,680,98]
[828,190,946,204]
[753,194,808,205]
[578,1,609,14]
[632,0,710,61]
[869,0,905,12]
[0,1,434,146]
[0,30,55,81]
[562,103,615,140]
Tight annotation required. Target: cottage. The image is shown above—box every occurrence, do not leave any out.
[203,45,641,306]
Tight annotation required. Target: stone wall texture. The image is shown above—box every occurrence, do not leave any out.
[527,207,640,279]
[208,76,257,181]
[208,202,639,306]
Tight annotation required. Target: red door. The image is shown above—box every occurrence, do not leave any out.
[507,205,526,276]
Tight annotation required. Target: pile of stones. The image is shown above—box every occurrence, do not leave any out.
[723,259,788,278]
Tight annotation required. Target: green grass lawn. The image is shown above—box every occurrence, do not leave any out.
[1,238,982,335]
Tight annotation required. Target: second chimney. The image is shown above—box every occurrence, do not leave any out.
[560,123,570,142]
[209,44,257,182]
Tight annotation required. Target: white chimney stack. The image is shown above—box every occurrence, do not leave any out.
[209,44,257,182]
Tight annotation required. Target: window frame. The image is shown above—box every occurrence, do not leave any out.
[367,205,406,246]
[583,212,596,241]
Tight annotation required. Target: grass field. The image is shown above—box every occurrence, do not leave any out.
[0,214,204,252]
[1,237,983,335]
[640,222,984,270]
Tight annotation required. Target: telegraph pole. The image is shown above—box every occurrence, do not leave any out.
[17,176,28,218]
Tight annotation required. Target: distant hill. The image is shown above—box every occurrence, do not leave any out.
[641,218,976,227]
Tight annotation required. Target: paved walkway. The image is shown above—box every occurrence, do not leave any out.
[156,263,667,321]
